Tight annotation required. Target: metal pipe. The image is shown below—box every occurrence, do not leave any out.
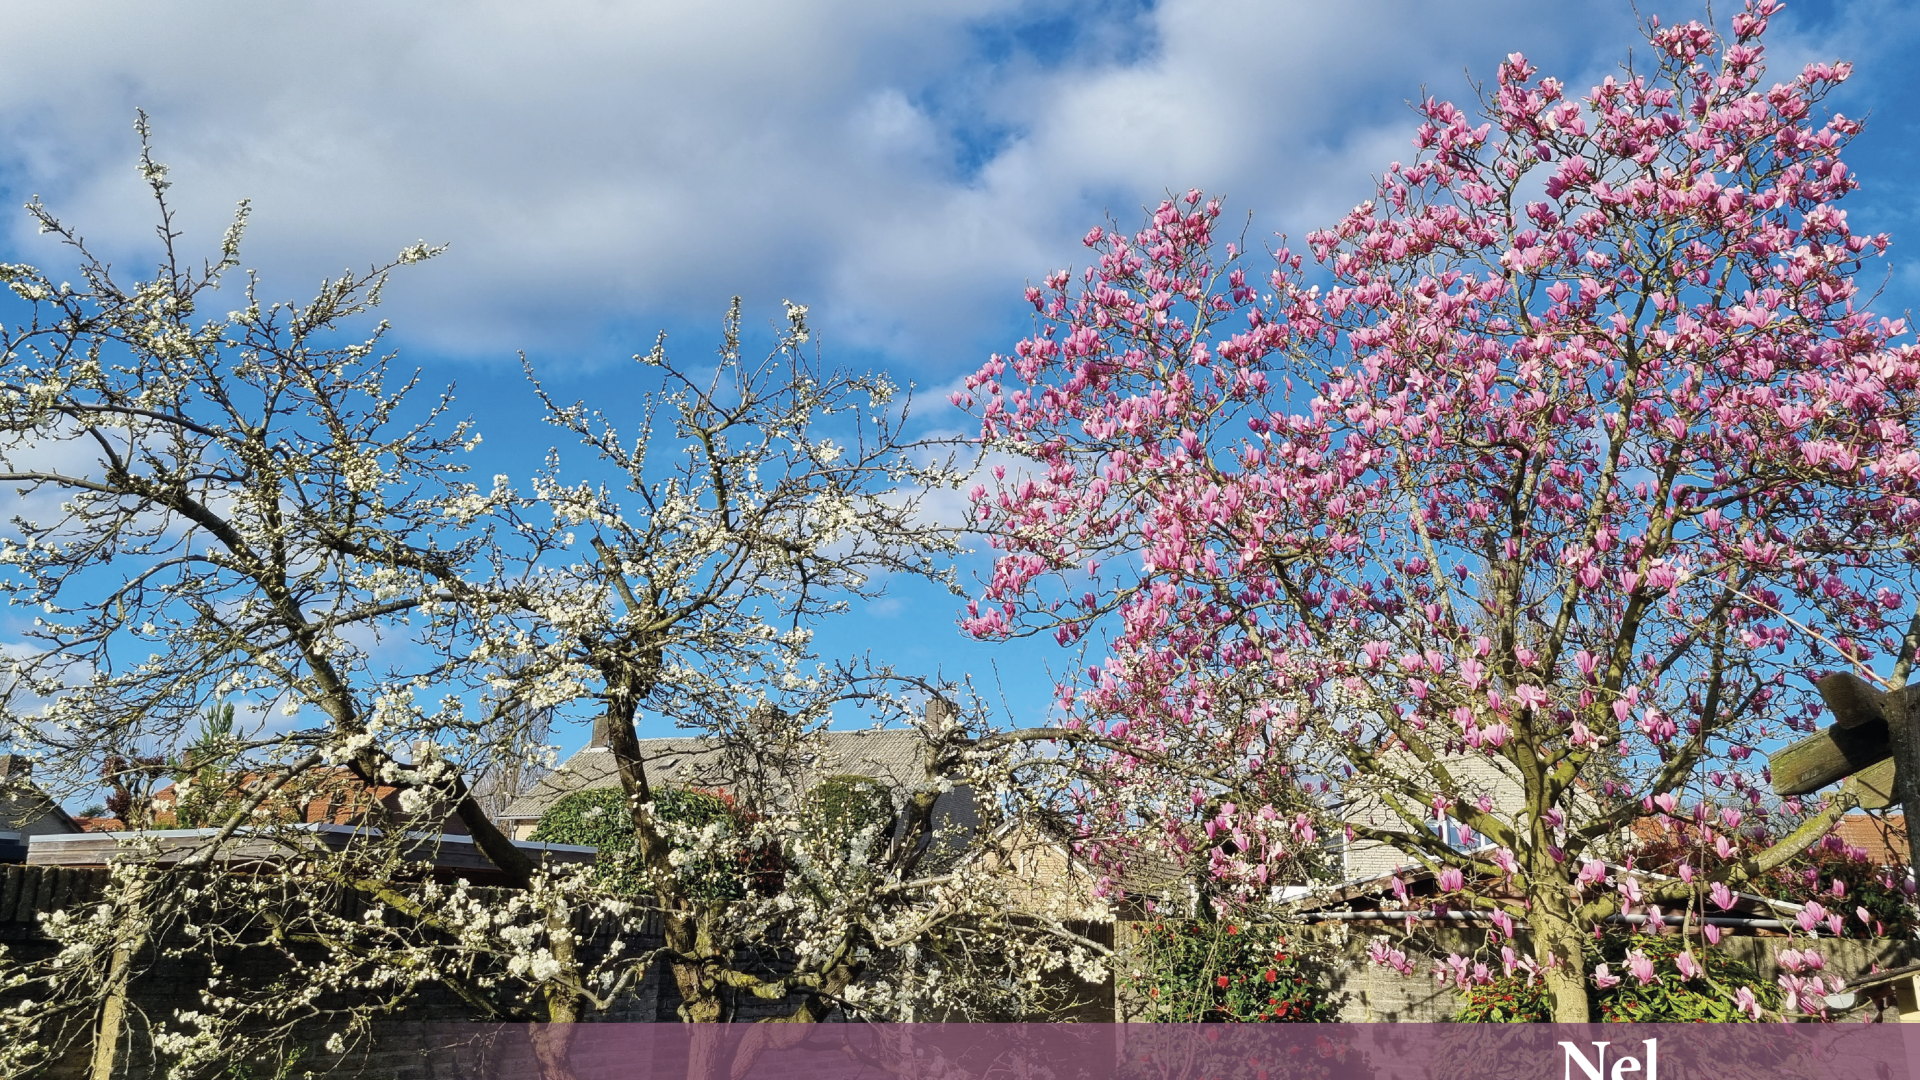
[1304,910,1787,929]
[1609,913,1787,929]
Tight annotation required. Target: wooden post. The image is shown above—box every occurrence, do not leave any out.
[1889,676,1920,882]
[1898,974,1920,1023]
[1768,674,1920,881]
[1816,672,1897,730]
[1770,676,1920,797]
[1769,719,1891,796]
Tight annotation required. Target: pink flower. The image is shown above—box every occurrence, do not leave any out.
[1675,952,1703,981]
[1710,882,1735,910]
[1437,867,1465,892]
[1627,951,1657,986]
[1703,924,1722,946]
[1617,875,1642,905]
[1592,963,1621,989]
[1734,985,1761,1020]
[1796,901,1828,934]
[1777,949,1823,974]
[1490,908,1516,940]
[1367,940,1414,976]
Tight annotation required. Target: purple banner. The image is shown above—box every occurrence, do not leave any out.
[410,1023,1920,1080]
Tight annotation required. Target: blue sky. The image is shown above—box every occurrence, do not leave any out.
[2,0,1917,753]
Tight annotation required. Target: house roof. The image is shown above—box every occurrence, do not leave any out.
[151,766,469,835]
[0,754,81,837]
[501,728,930,824]
[27,823,594,886]
[1829,813,1908,866]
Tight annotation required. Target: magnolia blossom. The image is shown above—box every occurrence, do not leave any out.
[1367,939,1417,977]
[1675,952,1703,981]
[1627,951,1657,986]
[1796,901,1829,935]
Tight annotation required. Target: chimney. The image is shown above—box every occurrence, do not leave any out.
[925,698,959,727]
[589,717,609,749]
[0,753,26,782]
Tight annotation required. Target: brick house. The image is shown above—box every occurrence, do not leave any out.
[498,726,977,843]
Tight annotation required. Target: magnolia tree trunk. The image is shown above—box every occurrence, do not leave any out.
[1531,908,1593,1023]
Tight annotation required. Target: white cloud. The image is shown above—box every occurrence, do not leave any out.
[0,0,1908,380]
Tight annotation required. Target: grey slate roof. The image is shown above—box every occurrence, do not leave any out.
[500,729,932,825]
[0,754,81,844]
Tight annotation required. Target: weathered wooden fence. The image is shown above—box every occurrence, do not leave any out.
[0,864,108,929]
[1,864,671,1079]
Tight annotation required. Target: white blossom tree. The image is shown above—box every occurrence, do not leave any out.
[0,128,1112,1079]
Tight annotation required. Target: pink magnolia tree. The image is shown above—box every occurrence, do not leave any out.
[957,2,1920,1021]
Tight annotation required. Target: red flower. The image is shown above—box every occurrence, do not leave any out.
[1264,969,1278,983]
[1217,975,1231,988]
